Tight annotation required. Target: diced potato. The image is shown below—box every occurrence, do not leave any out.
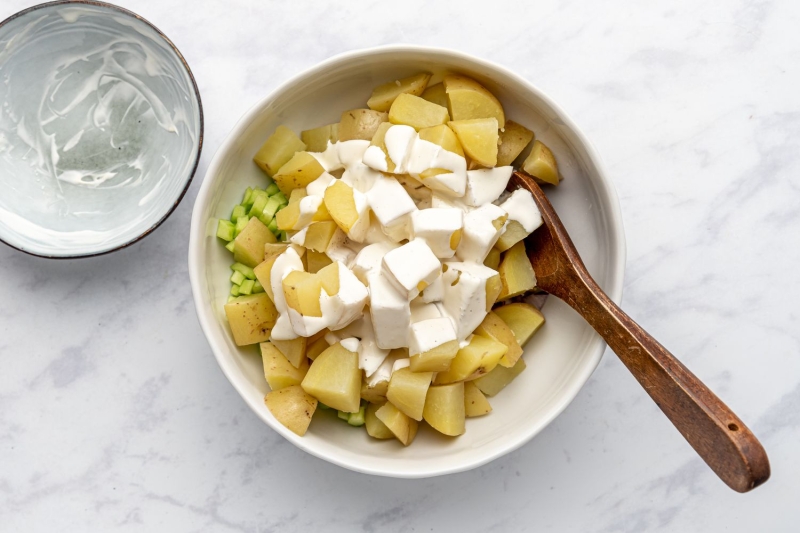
[253,125,306,176]
[522,140,559,186]
[448,118,499,168]
[234,217,277,268]
[306,336,329,361]
[306,250,333,274]
[304,221,339,252]
[388,93,449,131]
[301,123,339,152]
[264,385,317,436]
[264,243,289,261]
[323,180,359,233]
[253,254,279,302]
[433,334,507,384]
[409,340,459,373]
[361,379,389,404]
[423,383,465,436]
[272,152,325,195]
[224,293,279,346]
[301,342,361,413]
[443,75,505,124]
[421,82,448,109]
[484,247,501,270]
[475,311,523,368]
[270,336,307,369]
[464,381,492,417]
[339,109,388,141]
[485,272,502,312]
[418,124,464,156]
[498,240,537,301]
[275,200,329,231]
[497,120,534,167]
[473,357,526,397]
[289,188,307,203]
[492,303,545,347]
[367,72,431,112]
[315,261,340,297]
[365,402,395,439]
[261,342,309,390]
[375,402,419,446]
[386,368,433,421]
[282,271,323,317]
[496,220,532,252]
[369,122,395,172]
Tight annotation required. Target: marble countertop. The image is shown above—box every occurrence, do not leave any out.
[2,0,798,531]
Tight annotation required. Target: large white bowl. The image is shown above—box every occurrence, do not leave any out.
[189,45,625,478]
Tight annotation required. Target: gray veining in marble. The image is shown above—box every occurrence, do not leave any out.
[1,0,799,531]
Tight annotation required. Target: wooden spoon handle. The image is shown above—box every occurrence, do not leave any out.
[557,268,770,492]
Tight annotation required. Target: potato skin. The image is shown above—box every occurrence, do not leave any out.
[339,109,388,141]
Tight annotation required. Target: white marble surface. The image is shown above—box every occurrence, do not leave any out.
[1,0,798,530]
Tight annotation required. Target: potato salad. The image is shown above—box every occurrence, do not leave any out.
[216,72,560,444]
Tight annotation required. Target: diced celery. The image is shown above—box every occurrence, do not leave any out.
[263,195,283,219]
[347,404,366,427]
[257,213,272,227]
[338,410,350,421]
[234,215,250,237]
[216,219,235,241]
[231,205,247,223]
[230,284,240,297]
[230,270,246,285]
[272,191,288,205]
[231,262,256,280]
[242,187,254,208]
[225,241,236,253]
[267,217,278,235]
[253,280,264,293]
[277,230,287,242]
[265,182,280,196]
[249,194,269,217]
[239,279,255,295]
[227,295,237,303]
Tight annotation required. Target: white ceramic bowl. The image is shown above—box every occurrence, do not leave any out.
[0,1,202,258]
[189,45,625,477]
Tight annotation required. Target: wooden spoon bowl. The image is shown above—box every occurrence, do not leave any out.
[510,170,770,493]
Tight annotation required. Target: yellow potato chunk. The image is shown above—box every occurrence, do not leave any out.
[409,339,459,373]
[484,247,501,270]
[301,342,361,413]
[464,381,492,417]
[475,311,523,368]
[485,272,502,312]
[304,221,339,252]
[233,217,277,268]
[275,199,330,231]
[261,342,309,390]
[224,293,279,346]
[497,120,534,167]
[253,254,280,302]
[522,140,559,186]
[495,220,532,252]
[301,123,339,152]
[323,180,359,233]
[418,124,464,156]
[306,250,333,274]
[389,93,449,131]
[369,122,395,172]
[272,152,325,195]
[289,188,307,203]
[367,72,431,112]
[421,82,448,109]
[316,261,341,295]
[433,334,507,384]
[448,118,499,168]
[306,335,329,361]
[443,75,505,124]
[253,125,306,176]
[493,303,545,347]
[264,385,317,436]
[270,336,307,369]
[375,402,419,446]
[361,379,389,404]
[339,109,388,141]
[386,368,433,421]
[365,402,395,439]
[473,357,526,397]
[498,241,537,301]
[282,271,323,317]
[423,383,465,436]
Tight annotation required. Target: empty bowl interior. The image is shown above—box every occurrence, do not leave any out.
[189,46,625,477]
[0,2,202,257]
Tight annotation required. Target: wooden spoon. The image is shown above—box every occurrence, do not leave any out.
[510,170,770,493]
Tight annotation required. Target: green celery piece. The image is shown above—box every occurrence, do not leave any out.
[242,187,254,208]
[347,404,366,427]
[267,217,278,235]
[225,241,236,253]
[230,284,240,297]
[265,182,280,196]
[231,205,247,223]
[262,195,283,219]
[239,279,255,295]
[234,215,250,237]
[249,194,269,217]
[231,262,256,280]
[252,280,264,293]
[277,230,287,242]
[230,270,246,285]
[337,410,350,421]
[216,219,235,242]
[272,191,288,205]
[227,295,237,303]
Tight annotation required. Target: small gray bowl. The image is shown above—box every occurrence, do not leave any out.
[0,1,203,258]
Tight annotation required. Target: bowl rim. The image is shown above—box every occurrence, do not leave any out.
[0,0,204,260]
[188,44,626,478]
